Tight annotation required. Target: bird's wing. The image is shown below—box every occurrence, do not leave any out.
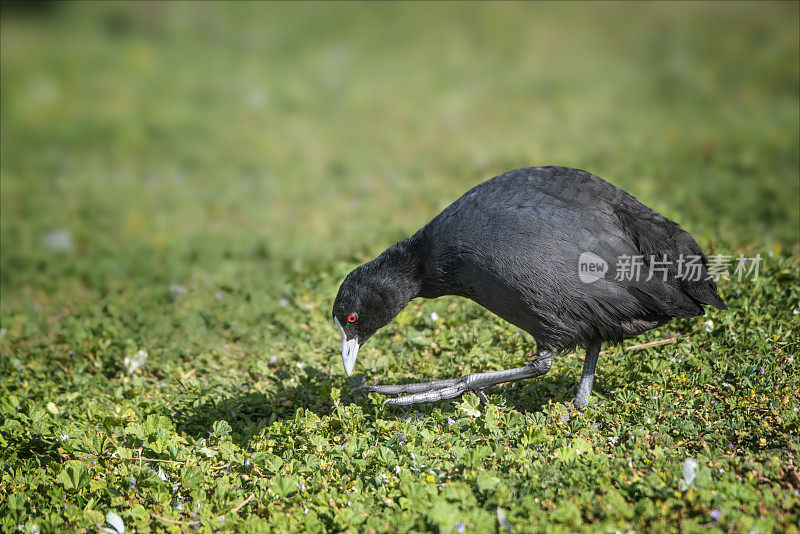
[505,166,725,310]
[422,167,723,347]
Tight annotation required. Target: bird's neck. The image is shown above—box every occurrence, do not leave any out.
[364,232,428,311]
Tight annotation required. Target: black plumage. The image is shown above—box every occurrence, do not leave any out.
[332,166,726,408]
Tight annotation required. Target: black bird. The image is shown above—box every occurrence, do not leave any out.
[332,166,726,408]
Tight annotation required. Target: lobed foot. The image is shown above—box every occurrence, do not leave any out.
[356,374,486,406]
[354,375,465,397]
[355,352,554,407]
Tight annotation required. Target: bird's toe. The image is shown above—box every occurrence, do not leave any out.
[382,385,464,406]
[354,384,397,395]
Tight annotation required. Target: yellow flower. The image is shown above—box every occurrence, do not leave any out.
[426,475,435,483]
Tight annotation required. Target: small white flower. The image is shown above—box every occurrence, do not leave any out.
[430,312,439,321]
[169,284,186,296]
[496,507,511,531]
[43,229,73,252]
[123,350,148,374]
[683,458,698,487]
[102,512,125,534]
[278,298,290,307]
[704,320,714,333]
[157,467,168,482]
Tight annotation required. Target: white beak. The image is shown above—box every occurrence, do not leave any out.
[334,316,359,376]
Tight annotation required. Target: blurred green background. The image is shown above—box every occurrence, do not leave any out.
[2,1,798,283]
[1,2,798,532]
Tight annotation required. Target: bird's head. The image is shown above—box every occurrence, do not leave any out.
[332,263,410,376]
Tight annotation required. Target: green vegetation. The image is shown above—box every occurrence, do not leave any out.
[1,2,798,532]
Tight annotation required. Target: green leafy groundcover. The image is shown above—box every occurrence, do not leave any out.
[1,2,799,533]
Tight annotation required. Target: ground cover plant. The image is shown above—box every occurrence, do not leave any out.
[1,2,798,532]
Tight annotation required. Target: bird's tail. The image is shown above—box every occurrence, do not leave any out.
[614,205,727,312]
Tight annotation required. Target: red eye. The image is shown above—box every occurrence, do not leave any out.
[347,314,358,323]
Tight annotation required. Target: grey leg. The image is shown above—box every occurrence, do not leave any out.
[574,343,601,410]
[356,350,554,406]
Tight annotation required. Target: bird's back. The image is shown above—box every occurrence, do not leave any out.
[416,167,726,350]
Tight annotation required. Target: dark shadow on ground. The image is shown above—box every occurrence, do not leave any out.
[173,366,370,447]
[171,363,578,446]
[495,375,578,412]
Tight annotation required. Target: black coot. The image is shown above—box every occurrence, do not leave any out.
[332,166,726,408]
